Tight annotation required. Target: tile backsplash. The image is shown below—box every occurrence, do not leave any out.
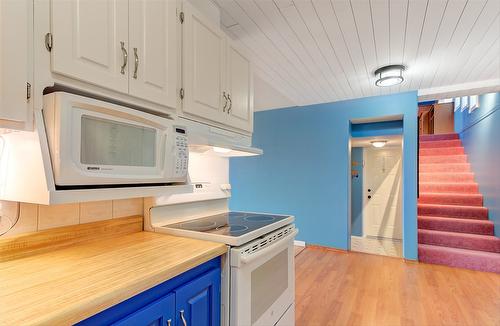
[0,198,144,238]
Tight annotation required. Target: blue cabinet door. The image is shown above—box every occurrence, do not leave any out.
[175,268,221,326]
[112,293,175,326]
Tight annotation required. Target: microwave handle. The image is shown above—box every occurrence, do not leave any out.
[166,131,173,166]
[239,229,298,265]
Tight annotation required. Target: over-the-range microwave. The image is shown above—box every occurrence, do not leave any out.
[43,92,188,187]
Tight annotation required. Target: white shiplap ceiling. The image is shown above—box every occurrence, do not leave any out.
[212,0,500,109]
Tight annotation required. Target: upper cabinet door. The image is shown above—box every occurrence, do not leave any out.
[182,1,226,123]
[226,42,253,132]
[51,0,128,93]
[129,0,177,109]
[0,0,32,130]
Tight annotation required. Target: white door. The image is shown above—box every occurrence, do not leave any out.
[181,0,226,124]
[51,0,128,93]
[226,41,253,133]
[363,147,402,239]
[0,0,32,129]
[129,0,177,108]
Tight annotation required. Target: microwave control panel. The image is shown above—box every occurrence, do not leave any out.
[174,127,188,177]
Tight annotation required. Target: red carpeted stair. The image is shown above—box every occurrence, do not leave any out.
[418,133,500,273]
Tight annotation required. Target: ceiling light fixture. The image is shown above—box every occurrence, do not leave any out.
[371,140,387,148]
[374,65,406,87]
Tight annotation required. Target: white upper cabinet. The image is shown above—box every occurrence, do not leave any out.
[1,0,252,132]
[129,0,177,108]
[181,1,254,134]
[225,41,253,133]
[182,0,226,124]
[51,0,129,93]
[0,0,33,131]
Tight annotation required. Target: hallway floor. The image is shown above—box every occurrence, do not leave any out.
[295,247,500,326]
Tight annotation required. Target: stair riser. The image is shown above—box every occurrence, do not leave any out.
[418,195,483,206]
[419,155,468,164]
[419,134,459,141]
[419,183,479,194]
[418,217,494,235]
[420,140,462,148]
[418,245,500,273]
[418,231,500,253]
[418,205,488,219]
[419,164,470,173]
[419,174,474,183]
[420,147,465,156]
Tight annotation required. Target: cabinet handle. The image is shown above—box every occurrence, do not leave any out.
[166,319,172,326]
[227,94,232,114]
[180,310,187,326]
[222,92,228,112]
[120,41,128,75]
[133,47,139,79]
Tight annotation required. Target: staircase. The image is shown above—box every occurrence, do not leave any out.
[418,133,500,273]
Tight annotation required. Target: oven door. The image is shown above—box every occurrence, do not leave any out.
[230,226,297,326]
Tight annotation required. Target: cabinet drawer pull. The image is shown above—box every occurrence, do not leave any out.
[133,47,139,79]
[120,41,128,75]
[166,319,172,326]
[222,92,228,112]
[227,94,232,114]
[180,309,187,326]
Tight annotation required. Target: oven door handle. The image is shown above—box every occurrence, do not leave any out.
[237,229,298,266]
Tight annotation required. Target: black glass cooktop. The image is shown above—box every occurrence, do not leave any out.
[163,212,290,237]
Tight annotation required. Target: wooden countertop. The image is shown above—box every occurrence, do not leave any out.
[0,227,227,325]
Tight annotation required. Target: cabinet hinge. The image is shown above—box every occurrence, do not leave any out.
[179,11,184,24]
[179,88,185,100]
[45,33,53,52]
[26,82,32,100]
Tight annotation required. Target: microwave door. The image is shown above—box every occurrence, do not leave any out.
[45,92,186,186]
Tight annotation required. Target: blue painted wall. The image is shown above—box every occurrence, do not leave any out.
[351,147,363,237]
[230,91,419,259]
[351,120,403,138]
[454,92,500,236]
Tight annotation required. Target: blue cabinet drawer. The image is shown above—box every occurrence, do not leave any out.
[112,293,175,326]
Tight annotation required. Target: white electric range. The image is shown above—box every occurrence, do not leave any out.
[153,210,297,326]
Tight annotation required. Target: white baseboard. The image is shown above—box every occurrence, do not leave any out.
[294,240,306,247]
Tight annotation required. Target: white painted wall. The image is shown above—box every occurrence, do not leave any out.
[254,75,296,111]
[188,152,229,184]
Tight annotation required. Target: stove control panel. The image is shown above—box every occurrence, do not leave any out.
[174,127,188,177]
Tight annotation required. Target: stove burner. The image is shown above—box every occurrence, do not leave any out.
[244,215,276,222]
[179,220,217,231]
[216,225,249,232]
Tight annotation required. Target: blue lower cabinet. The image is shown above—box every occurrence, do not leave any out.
[76,257,221,326]
[175,268,221,326]
[112,293,175,326]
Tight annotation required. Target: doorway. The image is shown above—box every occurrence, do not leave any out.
[350,135,403,257]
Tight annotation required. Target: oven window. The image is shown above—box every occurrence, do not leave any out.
[81,115,156,167]
[251,249,289,324]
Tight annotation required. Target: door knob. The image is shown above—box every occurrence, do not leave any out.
[368,195,372,199]
[368,188,371,192]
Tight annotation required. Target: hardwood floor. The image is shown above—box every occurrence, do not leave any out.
[295,247,500,326]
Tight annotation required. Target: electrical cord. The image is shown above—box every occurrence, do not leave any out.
[0,202,20,236]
